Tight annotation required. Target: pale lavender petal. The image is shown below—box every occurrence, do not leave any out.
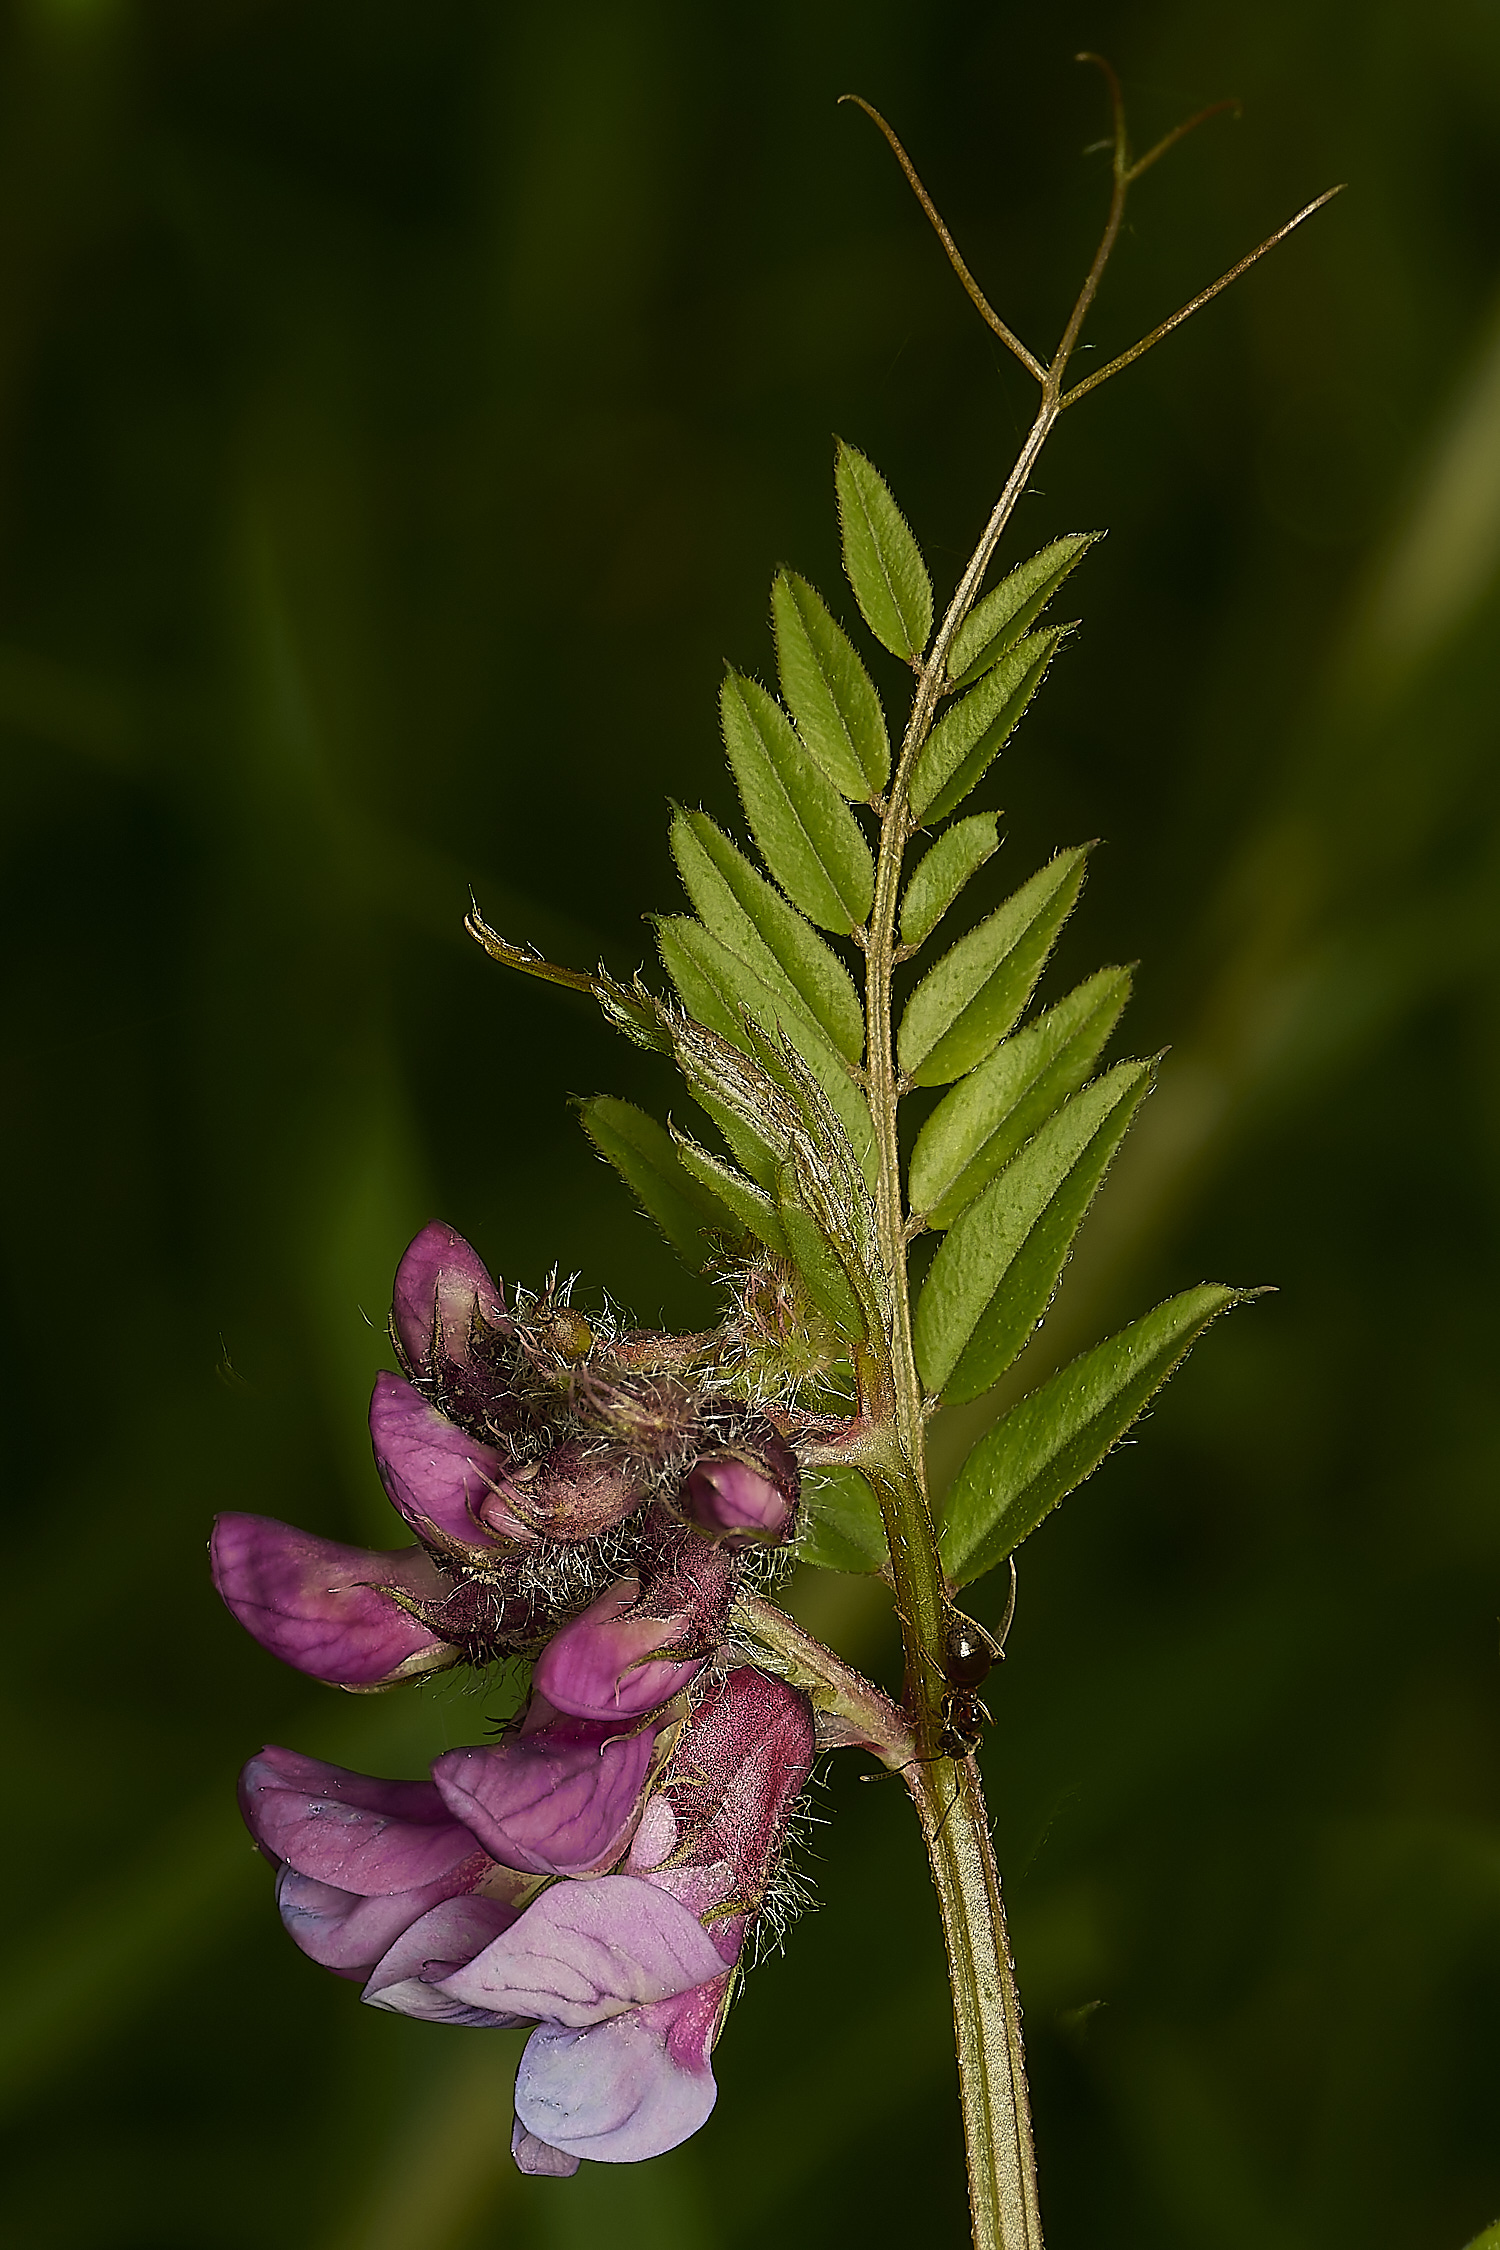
[434,1874,726,2027]
[369,1372,530,1552]
[363,1895,527,2026]
[211,1514,458,1688]
[511,2119,580,2178]
[532,1580,702,1722]
[625,1793,678,1873]
[392,1221,506,1375]
[513,1989,723,2163]
[241,1746,489,1894]
[431,1718,656,1878]
[275,1866,459,1980]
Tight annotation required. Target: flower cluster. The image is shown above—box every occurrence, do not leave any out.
[214,1223,817,2170]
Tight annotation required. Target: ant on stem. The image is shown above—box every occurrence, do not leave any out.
[864,1556,1019,1793]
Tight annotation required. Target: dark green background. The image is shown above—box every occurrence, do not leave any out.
[4,2,1498,2245]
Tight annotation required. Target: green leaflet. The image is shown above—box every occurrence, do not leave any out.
[655,916,875,1180]
[670,809,864,1063]
[772,571,890,799]
[910,629,1064,824]
[720,672,875,932]
[948,532,1101,689]
[777,1175,866,1340]
[670,1126,787,1255]
[909,966,1133,1227]
[940,1284,1255,1588]
[897,845,1090,1087]
[577,1097,739,1271]
[914,1060,1155,1401]
[834,439,933,662]
[797,1465,888,1571]
[900,814,1001,949]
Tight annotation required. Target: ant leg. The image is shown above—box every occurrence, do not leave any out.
[929,1762,968,1844]
[991,1554,1019,1657]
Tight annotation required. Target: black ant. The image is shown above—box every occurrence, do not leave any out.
[935,1555,1017,1759]
[862,1557,1018,1790]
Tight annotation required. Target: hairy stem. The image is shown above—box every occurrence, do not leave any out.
[863,400,1055,2250]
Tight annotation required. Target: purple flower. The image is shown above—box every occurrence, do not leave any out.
[211,1516,462,1689]
[487,1666,816,2170]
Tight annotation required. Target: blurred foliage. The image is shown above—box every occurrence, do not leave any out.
[3,1,1499,2246]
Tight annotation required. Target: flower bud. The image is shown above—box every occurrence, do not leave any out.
[211,1516,460,1689]
[500,1439,648,1543]
[531,1578,706,1722]
[392,1220,506,1376]
[369,1371,533,1558]
[681,1413,800,1545]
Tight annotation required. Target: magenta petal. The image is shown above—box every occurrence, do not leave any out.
[276,1866,459,1979]
[532,1581,702,1722]
[513,1997,721,2163]
[511,2117,580,2178]
[363,1895,527,2026]
[241,1746,490,1894]
[392,1221,505,1374]
[683,1457,794,1543]
[211,1514,458,1688]
[431,1719,657,1878]
[369,1372,530,1553]
[435,1873,727,2027]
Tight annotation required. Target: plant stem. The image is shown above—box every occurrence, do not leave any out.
[862,399,1055,2250]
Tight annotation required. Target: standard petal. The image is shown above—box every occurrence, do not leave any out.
[511,2118,580,2178]
[391,1220,506,1376]
[531,1580,703,1722]
[369,1371,531,1553]
[241,1746,489,1894]
[275,1867,460,1980]
[434,1873,726,2027]
[363,1895,527,2026]
[211,1514,458,1688]
[431,1718,657,1879]
[513,1996,722,2163]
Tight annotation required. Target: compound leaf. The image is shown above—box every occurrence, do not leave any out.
[900,814,1001,950]
[909,966,1133,1227]
[773,571,890,799]
[720,671,875,932]
[897,846,1090,1088]
[940,1284,1256,1587]
[914,1061,1155,1401]
[948,532,1101,689]
[670,809,864,1062]
[910,629,1064,824]
[578,1097,739,1272]
[834,438,933,662]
